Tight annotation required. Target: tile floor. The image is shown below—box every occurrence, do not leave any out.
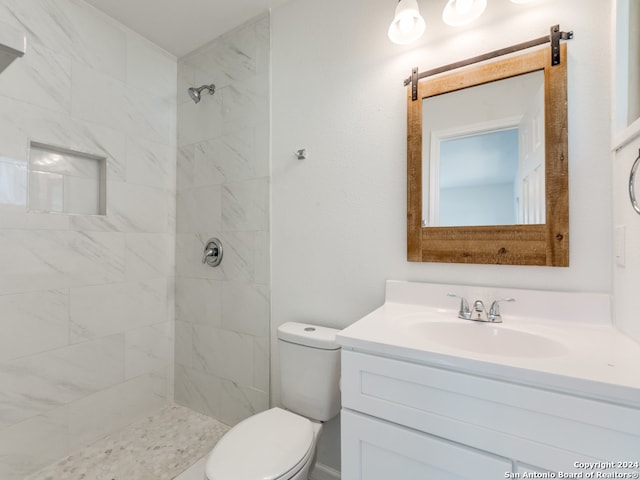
[174,456,208,480]
[24,404,228,480]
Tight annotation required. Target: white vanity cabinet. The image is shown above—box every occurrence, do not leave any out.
[342,409,511,479]
[340,349,640,480]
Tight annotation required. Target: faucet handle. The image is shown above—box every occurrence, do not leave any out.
[202,248,216,263]
[447,292,471,319]
[488,298,515,322]
[201,238,223,267]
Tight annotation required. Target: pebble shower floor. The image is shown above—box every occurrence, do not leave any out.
[24,404,228,480]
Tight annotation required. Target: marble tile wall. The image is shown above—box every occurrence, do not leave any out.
[174,13,271,427]
[0,1,177,479]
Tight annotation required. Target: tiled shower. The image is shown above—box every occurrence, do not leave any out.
[174,15,271,426]
[0,1,269,478]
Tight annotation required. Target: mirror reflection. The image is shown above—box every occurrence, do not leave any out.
[422,70,545,227]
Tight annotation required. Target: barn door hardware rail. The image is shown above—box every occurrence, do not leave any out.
[405,24,573,101]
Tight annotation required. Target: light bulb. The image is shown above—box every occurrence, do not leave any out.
[388,0,426,45]
[455,0,473,14]
[398,15,415,34]
[442,0,487,26]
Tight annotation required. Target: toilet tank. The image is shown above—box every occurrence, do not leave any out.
[277,322,341,422]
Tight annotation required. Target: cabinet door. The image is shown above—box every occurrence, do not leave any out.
[342,410,512,480]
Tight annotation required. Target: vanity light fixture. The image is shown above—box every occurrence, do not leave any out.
[389,0,536,43]
[442,0,487,26]
[388,0,426,45]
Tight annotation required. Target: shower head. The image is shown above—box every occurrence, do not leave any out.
[188,84,215,104]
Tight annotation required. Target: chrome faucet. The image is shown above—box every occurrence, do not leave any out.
[447,293,515,323]
[487,298,515,323]
[473,299,486,320]
[447,293,471,319]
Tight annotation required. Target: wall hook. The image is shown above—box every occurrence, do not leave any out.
[296,149,307,160]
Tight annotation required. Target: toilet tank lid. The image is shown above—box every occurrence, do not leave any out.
[277,322,341,350]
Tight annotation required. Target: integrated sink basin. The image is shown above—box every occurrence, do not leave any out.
[337,281,640,408]
[407,321,568,358]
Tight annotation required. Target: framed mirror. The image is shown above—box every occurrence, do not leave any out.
[407,44,568,266]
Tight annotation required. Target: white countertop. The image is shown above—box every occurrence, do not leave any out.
[337,281,640,408]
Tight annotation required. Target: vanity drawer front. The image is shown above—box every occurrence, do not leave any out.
[341,350,640,467]
[341,409,512,480]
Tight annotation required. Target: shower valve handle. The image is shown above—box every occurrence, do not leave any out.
[202,248,216,263]
[202,238,223,267]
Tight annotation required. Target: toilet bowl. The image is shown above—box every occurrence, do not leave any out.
[204,322,341,480]
[205,407,321,480]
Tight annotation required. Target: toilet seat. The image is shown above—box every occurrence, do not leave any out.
[205,407,315,480]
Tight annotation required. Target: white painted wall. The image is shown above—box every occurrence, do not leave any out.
[271,0,613,472]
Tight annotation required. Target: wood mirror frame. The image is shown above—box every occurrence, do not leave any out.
[407,44,568,266]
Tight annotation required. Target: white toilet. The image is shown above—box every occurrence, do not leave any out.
[205,321,341,480]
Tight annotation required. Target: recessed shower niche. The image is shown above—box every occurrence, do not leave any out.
[28,142,107,215]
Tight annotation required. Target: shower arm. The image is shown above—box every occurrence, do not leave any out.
[197,84,215,94]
